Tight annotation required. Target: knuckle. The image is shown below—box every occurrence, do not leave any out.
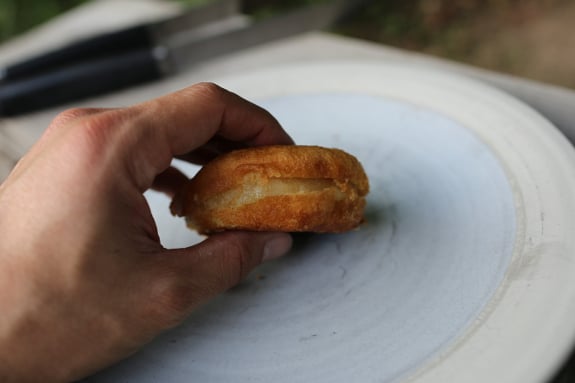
[53,107,96,122]
[79,111,116,142]
[145,273,193,329]
[49,107,102,129]
[190,82,226,102]
[217,236,253,287]
[46,108,99,136]
[193,81,223,94]
[71,110,127,154]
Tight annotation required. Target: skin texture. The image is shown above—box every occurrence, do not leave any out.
[0,83,293,382]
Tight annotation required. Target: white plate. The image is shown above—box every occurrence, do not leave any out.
[91,62,575,383]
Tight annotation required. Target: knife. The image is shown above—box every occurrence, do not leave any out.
[0,0,242,83]
[0,0,361,116]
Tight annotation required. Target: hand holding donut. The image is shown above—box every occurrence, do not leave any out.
[0,83,294,382]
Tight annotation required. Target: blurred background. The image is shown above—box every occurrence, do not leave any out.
[0,0,573,88]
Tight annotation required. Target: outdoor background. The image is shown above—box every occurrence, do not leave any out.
[0,0,573,88]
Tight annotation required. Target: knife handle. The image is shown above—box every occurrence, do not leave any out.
[1,24,154,82]
[0,49,166,116]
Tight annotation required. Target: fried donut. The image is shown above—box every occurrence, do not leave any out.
[170,145,369,234]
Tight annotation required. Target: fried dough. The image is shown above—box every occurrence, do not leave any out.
[170,145,369,234]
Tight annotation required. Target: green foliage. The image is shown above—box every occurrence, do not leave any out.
[172,0,215,7]
[0,0,86,43]
[0,0,329,43]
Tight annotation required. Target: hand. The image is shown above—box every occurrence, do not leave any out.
[0,83,293,382]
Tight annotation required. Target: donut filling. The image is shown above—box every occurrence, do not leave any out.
[203,178,346,209]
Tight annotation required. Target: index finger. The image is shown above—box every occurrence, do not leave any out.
[121,82,294,190]
[138,82,293,151]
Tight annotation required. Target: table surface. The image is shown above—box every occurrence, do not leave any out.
[1,1,574,381]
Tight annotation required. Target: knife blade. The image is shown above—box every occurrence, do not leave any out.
[0,0,360,116]
[0,0,241,83]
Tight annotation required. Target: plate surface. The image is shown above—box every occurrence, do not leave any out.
[91,62,575,383]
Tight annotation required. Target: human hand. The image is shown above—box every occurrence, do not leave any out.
[0,83,293,382]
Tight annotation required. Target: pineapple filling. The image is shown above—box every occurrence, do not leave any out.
[204,178,345,208]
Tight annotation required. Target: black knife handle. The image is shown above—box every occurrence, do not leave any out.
[1,24,155,82]
[0,49,165,116]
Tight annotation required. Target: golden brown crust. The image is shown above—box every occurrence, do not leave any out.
[170,145,369,234]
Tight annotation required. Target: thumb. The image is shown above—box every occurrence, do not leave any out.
[177,231,292,290]
[152,231,292,320]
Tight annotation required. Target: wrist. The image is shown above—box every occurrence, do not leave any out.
[0,246,76,382]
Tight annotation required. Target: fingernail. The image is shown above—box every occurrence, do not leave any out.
[263,234,293,261]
